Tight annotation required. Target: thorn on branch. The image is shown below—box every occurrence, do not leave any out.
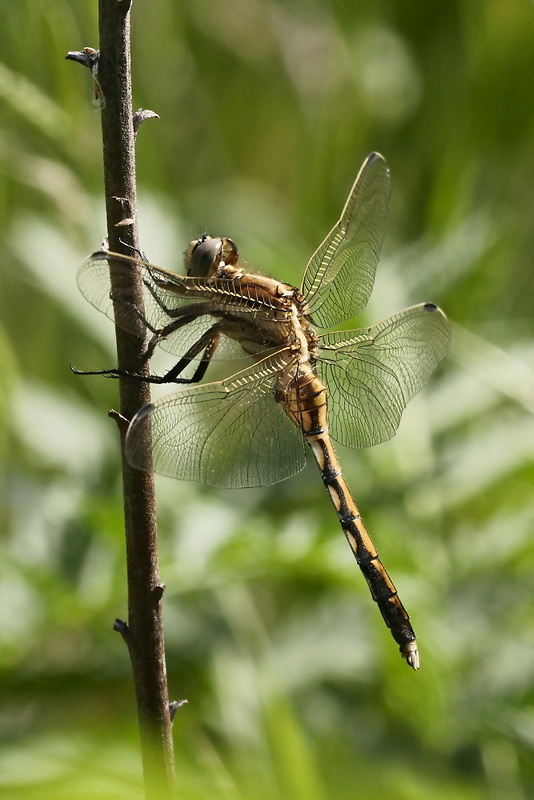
[65,46,99,72]
[152,583,166,603]
[133,108,160,137]
[65,47,105,108]
[113,618,131,642]
[109,409,130,433]
[169,700,188,721]
[110,196,135,224]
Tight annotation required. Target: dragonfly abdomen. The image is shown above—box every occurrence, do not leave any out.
[280,367,328,434]
[279,369,419,667]
[306,427,419,669]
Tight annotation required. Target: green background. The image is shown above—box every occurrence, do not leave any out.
[1,1,533,798]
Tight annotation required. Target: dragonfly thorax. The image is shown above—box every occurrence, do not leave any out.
[288,299,319,366]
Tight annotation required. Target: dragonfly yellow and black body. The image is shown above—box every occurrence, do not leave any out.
[76,153,450,669]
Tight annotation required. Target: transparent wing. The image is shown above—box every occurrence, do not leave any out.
[300,152,391,329]
[316,303,451,449]
[77,251,257,361]
[125,349,307,488]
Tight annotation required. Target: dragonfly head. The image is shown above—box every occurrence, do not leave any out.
[185,235,240,278]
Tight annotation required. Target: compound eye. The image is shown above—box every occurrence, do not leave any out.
[185,236,222,277]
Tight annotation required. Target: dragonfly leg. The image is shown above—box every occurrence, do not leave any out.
[142,275,176,315]
[110,286,219,363]
[72,326,222,385]
[153,328,221,384]
[141,303,221,365]
[116,239,148,262]
[142,266,187,310]
[110,284,217,343]
[109,294,162,336]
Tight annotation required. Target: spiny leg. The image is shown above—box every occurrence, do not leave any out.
[72,326,222,385]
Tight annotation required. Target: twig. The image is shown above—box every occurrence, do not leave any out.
[69,2,176,796]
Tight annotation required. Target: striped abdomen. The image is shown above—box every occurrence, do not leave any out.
[282,366,419,669]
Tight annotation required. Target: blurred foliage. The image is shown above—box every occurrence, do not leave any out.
[1,0,534,798]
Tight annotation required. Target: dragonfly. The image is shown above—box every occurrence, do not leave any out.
[76,152,450,669]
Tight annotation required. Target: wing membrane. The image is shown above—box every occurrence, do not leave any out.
[300,152,390,329]
[125,349,306,488]
[316,303,450,448]
[77,251,270,361]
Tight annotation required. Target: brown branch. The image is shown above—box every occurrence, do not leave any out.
[70,2,177,796]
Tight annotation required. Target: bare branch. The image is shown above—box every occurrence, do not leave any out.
[68,1,177,796]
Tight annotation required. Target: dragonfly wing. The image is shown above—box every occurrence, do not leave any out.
[125,349,307,488]
[77,251,251,361]
[78,251,190,331]
[316,303,450,449]
[300,152,391,329]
